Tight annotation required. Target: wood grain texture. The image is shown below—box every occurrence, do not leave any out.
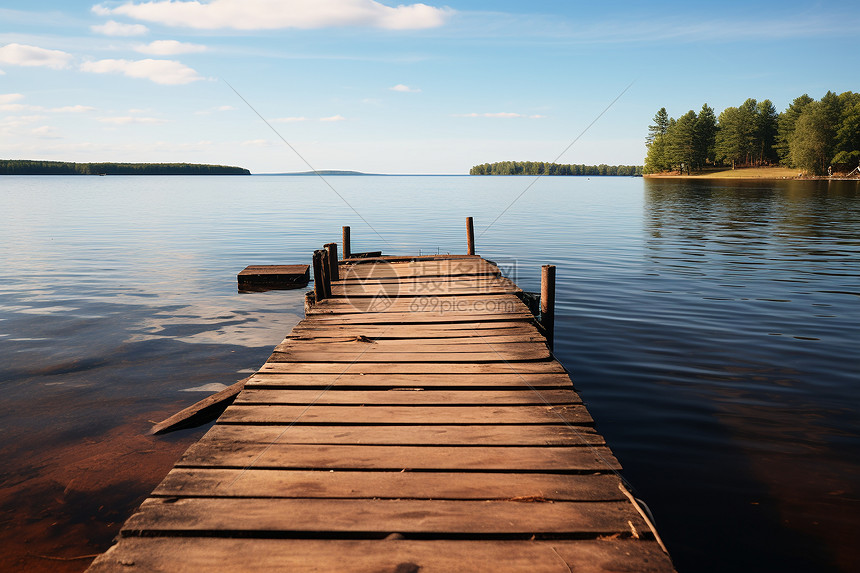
[244,372,575,389]
[123,498,646,536]
[234,388,581,405]
[176,443,618,471]
[198,424,604,446]
[153,469,626,500]
[217,404,594,425]
[88,538,676,573]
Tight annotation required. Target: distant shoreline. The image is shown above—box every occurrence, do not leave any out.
[0,160,250,176]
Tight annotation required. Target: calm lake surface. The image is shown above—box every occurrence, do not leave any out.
[1,175,858,572]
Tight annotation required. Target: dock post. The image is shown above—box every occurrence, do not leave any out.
[312,250,326,301]
[342,226,351,259]
[541,264,556,350]
[466,217,475,255]
[319,248,332,298]
[325,242,339,281]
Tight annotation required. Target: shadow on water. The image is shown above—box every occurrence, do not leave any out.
[558,178,860,572]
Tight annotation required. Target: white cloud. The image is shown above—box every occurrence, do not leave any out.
[51,105,96,113]
[454,112,545,119]
[0,93,25,105]
[95,0,452,30]
[91,20,149,36]
[0,69,5,75]
[241,139,273,146]
[0,103,37,112]
[80,58,203,85]
[320,114,346,122]
[0,114,47,130]
[0,94,42,112]
[195,105,235,115]
[31,125,62,139]
[98,115,168,124]
[0,43,73,69]
[135,40,207,55]
[273,116,308,123]
[390,84,420,93]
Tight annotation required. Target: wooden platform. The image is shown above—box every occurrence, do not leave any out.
[89,255,675,572]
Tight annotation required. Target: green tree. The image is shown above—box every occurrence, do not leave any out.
[667,110,697,174]
[776,94,814,166]
[694,103,718,169]
[644,108,671,173]
[833,97,860,169]
[755,99,779,165]
[790,102,831,175]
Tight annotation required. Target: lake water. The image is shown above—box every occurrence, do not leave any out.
[0,175,858,572]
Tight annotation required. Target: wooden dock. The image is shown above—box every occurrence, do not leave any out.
[89,251,676,572]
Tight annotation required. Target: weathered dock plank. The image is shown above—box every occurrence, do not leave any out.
[153,469,625,500]
[87,253,675,573]
[88,538,673,573]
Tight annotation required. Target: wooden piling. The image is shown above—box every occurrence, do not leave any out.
[325,243,339,281]
[319,248,332,298]
[466,217,475,256]
[541,264,556,350]
[312,250,326,301]
[342,226,351,259]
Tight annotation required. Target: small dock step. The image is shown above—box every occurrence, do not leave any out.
[237,264,309,291]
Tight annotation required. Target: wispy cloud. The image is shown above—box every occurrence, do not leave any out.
[94,0,452,30]
[0,93,24,105]
[51,105,96,113]
[272,116,309,123]
[390,84,420,93]
[449,10,860,44]
[98,115,168,125]
[454,112,545,119]
[135,40,207,55]
[31,125,62,139]
[91,20,149,37]
[0,43,73,69]
[194,105,236,115]
[80,58,203,85]
[320,114,346,122]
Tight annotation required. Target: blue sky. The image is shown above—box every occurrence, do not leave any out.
[1,1,857,174]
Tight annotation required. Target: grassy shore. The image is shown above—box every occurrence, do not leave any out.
[645,166,806,179]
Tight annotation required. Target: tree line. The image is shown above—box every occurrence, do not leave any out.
[470,162,643,176]
[644,91,860,175]
[0,160,251,176]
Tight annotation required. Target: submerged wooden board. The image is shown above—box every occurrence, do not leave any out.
[87,254,675,573]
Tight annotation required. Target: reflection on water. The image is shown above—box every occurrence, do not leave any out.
[635,179,860,571]
[0,175,857,572]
